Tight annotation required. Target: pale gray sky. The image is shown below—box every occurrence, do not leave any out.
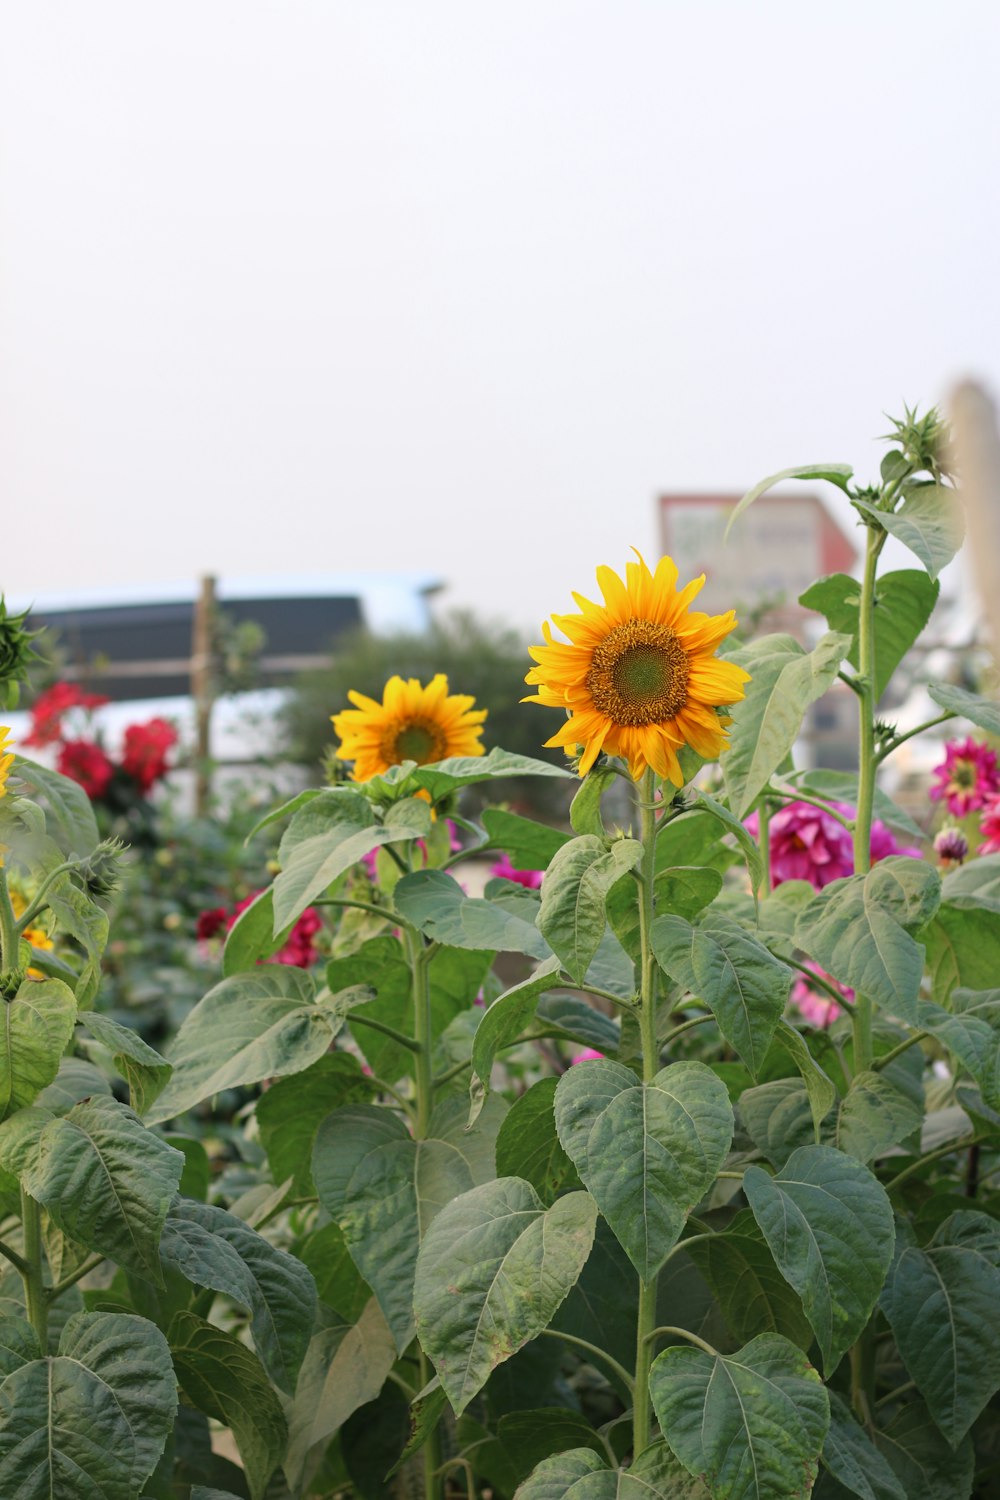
[2,1,997,633]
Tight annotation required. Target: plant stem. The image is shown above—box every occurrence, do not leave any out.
[0,1237,28,1275]
[875,711,956,766]
[633,767,660,1459]
[884,1134,981,1194]
[47,1250,105,1300]
[661,1013,717,1048]
[538,1328,635,1392]
[348,1013,421,1052]
[405,914,440,1498]
[757,798,772,897]
[851,525,884,1076]
[418,1346,442,1500]
[870,1030,928,1071]
[13,861,79,933]
[643,1325,719,1358]
[314,896,415,930]
[0,870,19,973]
[19,1189,48,1346]
[766,787,855,832]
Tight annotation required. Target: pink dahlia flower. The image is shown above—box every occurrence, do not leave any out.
[490,852,544,890]
[747,800,921,891]
[791,964,853,1029]
[570,1048,605,1065]
[930,737,1000,818]
[980,794,1000,856]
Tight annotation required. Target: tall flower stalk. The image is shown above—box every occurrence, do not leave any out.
[632,766,661,1455]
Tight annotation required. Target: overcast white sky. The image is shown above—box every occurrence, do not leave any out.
[2,1,997,634]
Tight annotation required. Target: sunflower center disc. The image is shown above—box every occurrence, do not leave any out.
[391,720,448,765]
[586,620,690,726]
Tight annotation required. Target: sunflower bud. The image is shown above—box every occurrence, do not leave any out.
[0,598,44,711]
[75,837,127,897]
[881,404,955,482]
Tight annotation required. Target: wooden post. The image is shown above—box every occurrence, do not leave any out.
[950,381,1000,666]
[192,575,217,817]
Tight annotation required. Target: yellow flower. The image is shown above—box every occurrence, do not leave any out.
[0,726,13,799]
[524,551,750,785]
[331,674,487,782]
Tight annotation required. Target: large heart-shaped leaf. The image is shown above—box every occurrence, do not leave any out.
[799,570,939,701]
[0,1311,175,1500]
[313,1103,475,1351]
[795,859,941,1025]
[651,913,792,1077]
[0,1096,183,1284]
[744,1145,894,1373]
[855,484,964,579]
[0,977,76,1122]
[537,835,642,984]
[650,1332,830,1500]
[147,968,360,1123]
[159,1197,317,1392]
[394,869,550,958]
[413,1177,597,1414]
[923,899,1000,1001]
[481,807,570,868]
[554,1059,733,1279]
[880,1236,1000,1445]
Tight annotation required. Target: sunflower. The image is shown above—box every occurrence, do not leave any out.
[524,551,750,784]
[331,674,487,782]
[0,727,13,799]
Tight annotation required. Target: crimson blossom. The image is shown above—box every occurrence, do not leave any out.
[930,736,1000,818]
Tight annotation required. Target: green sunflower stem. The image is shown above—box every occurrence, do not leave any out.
[0,867,19,975]
[852,525,884,1075]
[757,797,772,898]
[633,766,661,1459]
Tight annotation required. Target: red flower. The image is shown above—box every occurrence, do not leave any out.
[121,717,178,792]
[57,739,115,799]
[195,906,228,941]
[197,892,322,967]
[24,682,109,747]
[930,737,1000,818]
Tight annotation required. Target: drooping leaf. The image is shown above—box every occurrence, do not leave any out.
[775,1022,838,1139]
[739,1079,817,1169]
[726,464,854,538]
[744,1145,895,1373]
[923,898,1000,1001]
[880,1238,1000,1445]
[795,859,941,1025]
[835,1070,923,1162]
[482,807,571,868]
[42,877,109,1007]
[159,1196,317,1392]
[821,1390,906,1500]
[514,1439,711,1497]
[394,869,550,958]
[927,681,1000,735]
[552,1218,638,1397]
[11,756,100,855]
[169,1311,286,1500]
[0,1096,183,1285]
[498,1408,606,1480]
[918,991,1000,1108]
[722,632,851,819]
[685,1213,813,1351]
[569,767,618,838]
[0,1311,176,1500]
[537,836,642,985]
[469,955,563,1122]
[534,992,621,1053]
[222,886,302,976]
[799,570,939,701]
[873,1398,974,1500]
[256,1052,371,1192]
[855,484,964,579]
[789,769,924,843]
[78,1010,172,1117]
[413,1178,597,1414]
[0,977,76,1122]
[650,1332,830,1500]
[554,1059,733,1279]
[651,913,792,1077]
[147,968,359,1123]
[495,1078,582,1204]
[688,790,765,892]
[312,1103,475,1351]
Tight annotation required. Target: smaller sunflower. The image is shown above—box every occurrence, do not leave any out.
[0,727,14,799]
[331,674,487,782]
[524,551,750,785]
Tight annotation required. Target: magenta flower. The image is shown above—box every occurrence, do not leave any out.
[980,794,1000,856]
[490,852,544,890]
[790,964,853,1029]
[934,826,969,866]
[930,737,1000,818]
[748,800,922,891]
[570,1048,605,1065]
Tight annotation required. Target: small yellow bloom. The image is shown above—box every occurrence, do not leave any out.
[524,551,750,785]
[331,674,487,782]
[0,727,13,799]
[10,889,54,978]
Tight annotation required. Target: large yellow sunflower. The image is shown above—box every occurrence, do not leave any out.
[0,727,13,799]
[524,551,750,785]
[331,674,487,782]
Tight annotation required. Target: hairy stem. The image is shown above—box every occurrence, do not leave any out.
[20,1189,48,1346]
[0,870,19,973]
[633,767,660,1459]
[405,916,440,1497]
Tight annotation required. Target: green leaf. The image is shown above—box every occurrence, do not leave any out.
[726,464,854,539]
[794,859,941,1026]
[222,887,300,976]
[78,1011,172,1117]
[10,756,101,855]
[147,968,359,1124]
[927,680,1000,735]
[169,1311,286,1500]
[689,790,764,892]
[273,790,430,931]
[835,1070,923,1162]
[43,877,109,1007]
[36,1057,111,1114]
[514,1440,710,1497]
[0,1096,183,1284]
[685,1213,813,1351]
[498,1408,606,1479]
[553,1059,733,1279]
[918,991,1000,1107]
[394,869,550,958]
[256,1052,371,1192]
[296,1221,370,1321]
[799,570,939,700]
[650,1332,830,1500]
[0,977,76,1122]
[656,865,723,921]
[855,484,964,579]
[159,1197,317,1391]
[406,747,574,800]
[0,1310,176,1500]
[722,632,851,819]
[469,955,564,1122]
[534,992,621,1053]
[880,1239,1000,1444]
[413,1178,597,1414]
[481,807,571,868]
[428,1092,508,1186]
[313,1103,475,1351]
[743,1145,894,1373]
[740,1079,817,1169]
[775,1022,837,1139]
[821,1391,906,1500]
[569,767,618,838]
[789,769,925,843]
[537,836,642,984]
[922,898,1000,1000]
[873,1398,974,1500]
[495,1078,582,1204]
[0,1315,39,1378]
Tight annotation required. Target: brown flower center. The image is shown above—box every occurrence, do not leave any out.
[387,719,448,766]
[586,620,689,726]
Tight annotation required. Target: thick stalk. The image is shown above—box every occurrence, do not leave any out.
[0,870,19,973]
[851,526,883,1074]
[632,768,660,1458]
[20,1188,48,1346]
[757,798,772,897]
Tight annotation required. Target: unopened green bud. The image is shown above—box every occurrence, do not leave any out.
[75,837,127,897]
[0,597,44,711]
